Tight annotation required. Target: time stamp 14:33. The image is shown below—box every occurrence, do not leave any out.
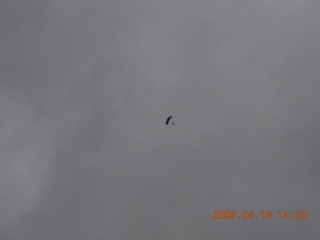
[211,210,308,220]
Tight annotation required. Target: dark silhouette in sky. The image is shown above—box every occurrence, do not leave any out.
[166,116,173,125]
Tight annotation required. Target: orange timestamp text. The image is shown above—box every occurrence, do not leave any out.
[211,210,308,220]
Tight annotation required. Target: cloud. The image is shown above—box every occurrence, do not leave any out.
[1,0,319,239]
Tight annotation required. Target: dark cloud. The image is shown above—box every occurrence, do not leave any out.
[1,0,319,239]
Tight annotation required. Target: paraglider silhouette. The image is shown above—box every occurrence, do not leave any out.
[166,116,174,125]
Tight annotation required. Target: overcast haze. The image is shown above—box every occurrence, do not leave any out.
[1,0,320,239]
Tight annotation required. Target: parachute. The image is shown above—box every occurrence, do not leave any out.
[166,116,173,125]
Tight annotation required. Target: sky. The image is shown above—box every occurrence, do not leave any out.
[1,0,320,239]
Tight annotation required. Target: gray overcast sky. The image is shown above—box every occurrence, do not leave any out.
[1,0,320,239]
